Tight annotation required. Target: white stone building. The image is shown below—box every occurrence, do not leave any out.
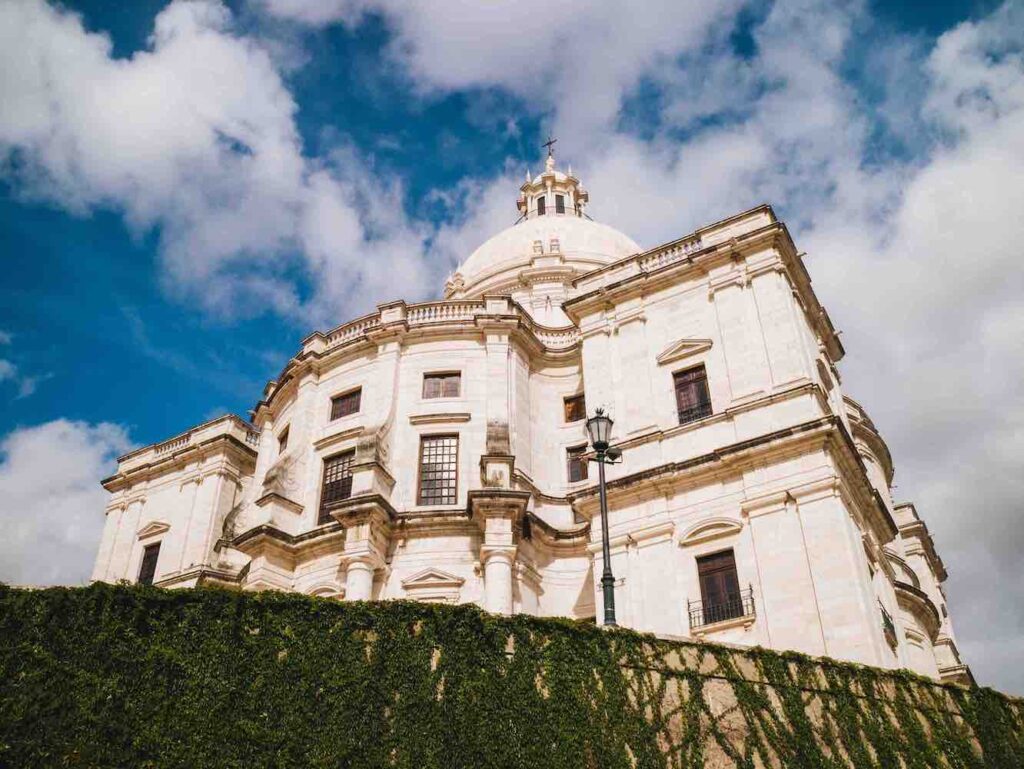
[92,153,971,684]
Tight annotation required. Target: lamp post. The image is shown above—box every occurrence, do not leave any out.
[585,408,620,627]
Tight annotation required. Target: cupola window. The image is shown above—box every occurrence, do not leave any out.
[555,194,565,214]
[536,195,546,216]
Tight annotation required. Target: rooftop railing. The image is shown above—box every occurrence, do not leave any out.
[313,298,581,355]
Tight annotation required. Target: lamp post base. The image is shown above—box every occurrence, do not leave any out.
[601,572,617,627]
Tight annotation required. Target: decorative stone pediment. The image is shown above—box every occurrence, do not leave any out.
[401,568,465,604]
[678,517,743,547]
[657,338,712,366]
[137,520,170,540]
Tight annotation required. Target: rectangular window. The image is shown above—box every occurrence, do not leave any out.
[674,365,712,425]
[330,388,362,421]
[696,550,742,625]
[563,393,586,423]
[567,445,589,483]
[138,543,161,586]
[537,195,546,216]
[319,450,355,524]
[422,372,461,399]
[555,194,565,214]
[277,426,289,453]
[417,435,459,506]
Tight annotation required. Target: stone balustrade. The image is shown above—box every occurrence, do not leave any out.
[117,415,260,473]
[306,299,580,356]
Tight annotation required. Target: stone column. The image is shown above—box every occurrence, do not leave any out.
[481,546,516,615]
[344,557,378,602]
[468,489,530,617]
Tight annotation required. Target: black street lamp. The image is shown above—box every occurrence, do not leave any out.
[585,408,621,627]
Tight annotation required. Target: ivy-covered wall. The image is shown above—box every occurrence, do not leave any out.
[1,584,1021,768]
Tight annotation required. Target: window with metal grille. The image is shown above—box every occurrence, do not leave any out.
[564,393,586,423]
[417,435,459,505]
[319,451,354,524]
[277,426,289,453]
[567,444,589,483]
[138,543,161,586]
[674,365,712,425]
[696,550,744,625]
[555,194,565,214]
[422,372,461,399]
[537,195,546,216]
[330,388,361,420]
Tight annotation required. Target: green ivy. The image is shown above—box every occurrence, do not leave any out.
[0,584,1021,769]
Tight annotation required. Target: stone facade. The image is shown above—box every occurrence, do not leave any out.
[93,153,971,685]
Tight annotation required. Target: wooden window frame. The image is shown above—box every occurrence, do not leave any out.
[416,434,460,506]
[566,444,589,483]
[138,542,161,586]
[563,393,586,423]
[330,388,362,421]
[673,364,712,425]
[318,450,355,524]
[696,548,742,621]
[422,371,461,400]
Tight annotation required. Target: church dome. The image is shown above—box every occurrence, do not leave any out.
[445,149,641,301]
[455,216,641,292]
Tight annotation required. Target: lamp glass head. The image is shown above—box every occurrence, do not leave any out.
[586,408,613,451]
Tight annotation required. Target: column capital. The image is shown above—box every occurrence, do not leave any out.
[341,551,386,572]
[480,545,517,567]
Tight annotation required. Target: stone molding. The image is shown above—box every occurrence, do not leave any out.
[408,412,472,425]
[677,517,743,547]
[136,520,170,540]
[656,338,713,366]
[400,567,465,603]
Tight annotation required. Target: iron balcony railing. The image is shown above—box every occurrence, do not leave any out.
[678,401,713,426]
[880,603,897,647]
[688,585,755,630]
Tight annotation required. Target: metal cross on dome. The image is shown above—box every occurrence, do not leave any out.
[542,135,557,157]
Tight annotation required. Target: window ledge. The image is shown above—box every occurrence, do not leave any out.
[314,423,364,451]
[690,613,755,637]
[409,412,471,425]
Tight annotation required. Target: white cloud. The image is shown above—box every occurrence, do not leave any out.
[261,0,744,140]
[0,331,12,345]
[0,0,437,324]
[0,420,134,586]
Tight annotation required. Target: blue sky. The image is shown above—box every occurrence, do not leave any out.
[1,0,1022,693]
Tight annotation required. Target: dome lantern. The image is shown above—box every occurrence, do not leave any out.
[516,142,589,222]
